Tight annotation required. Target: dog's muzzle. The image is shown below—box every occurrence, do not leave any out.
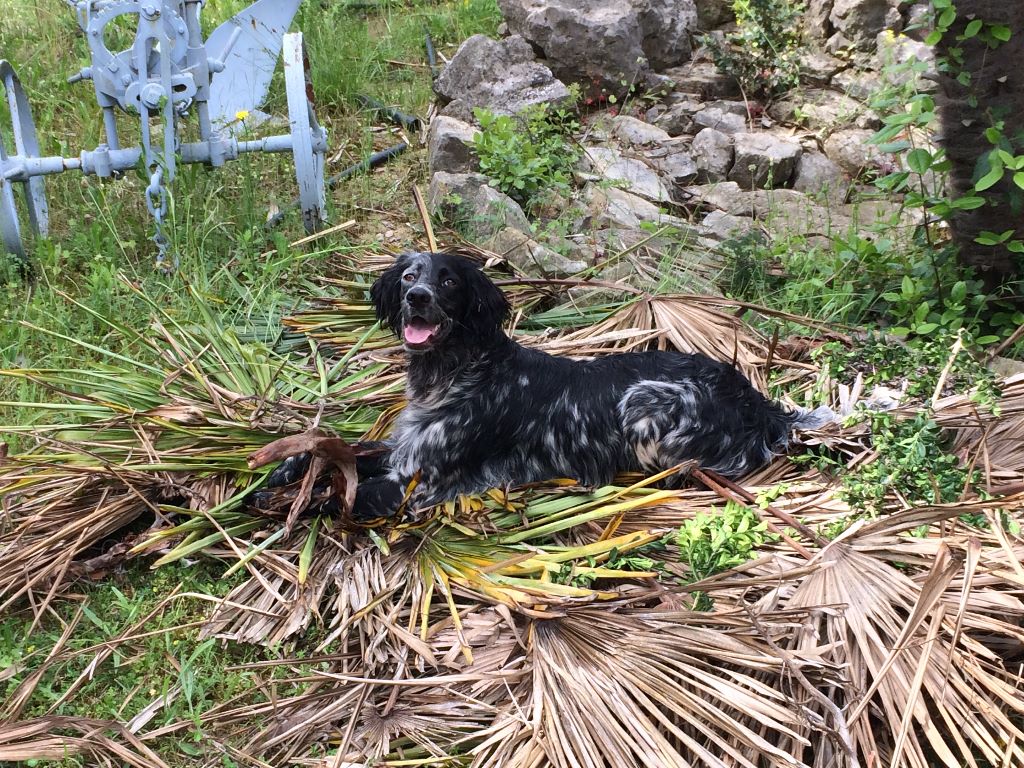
[402,287,445,349]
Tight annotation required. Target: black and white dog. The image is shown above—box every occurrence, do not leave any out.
[271,251,832,519]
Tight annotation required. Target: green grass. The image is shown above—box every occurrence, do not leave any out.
[0,558,322,765]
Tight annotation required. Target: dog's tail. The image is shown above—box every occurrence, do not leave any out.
[787,405,838,431]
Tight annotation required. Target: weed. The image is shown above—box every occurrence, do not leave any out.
[841,410,974,516]
[555,539,668,589]
[702,0,804,98]
[815,332,999,408]
[675,502,773,609]
[0,559,299,761]
[473,102,581,213]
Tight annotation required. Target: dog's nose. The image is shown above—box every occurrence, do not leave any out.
[406,287,432,307]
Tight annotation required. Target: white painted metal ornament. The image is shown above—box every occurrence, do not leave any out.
[0,0,327,266]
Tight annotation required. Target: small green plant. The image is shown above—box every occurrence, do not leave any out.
[703,0,804,97]
[718,221,1019,345]
[840,410,974,516]
[675,502,773,609]
[869,6,1024,310]
[473,102,580,212]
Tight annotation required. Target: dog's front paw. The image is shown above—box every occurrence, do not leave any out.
[354,441,392,479]
[352,476,406,521]
[265,452,312,487]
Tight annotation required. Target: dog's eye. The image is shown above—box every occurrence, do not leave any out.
[442,278,457,288]
[402,273,415,283]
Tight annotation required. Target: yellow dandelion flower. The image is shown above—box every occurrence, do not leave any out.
[235,109,250,121]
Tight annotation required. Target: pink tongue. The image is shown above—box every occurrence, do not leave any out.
[404,323,437,344]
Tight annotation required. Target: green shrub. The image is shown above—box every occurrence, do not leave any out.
[472,103,580,212]
[677,501,770,571]
[841,411,974,516]
[816,332,999,407]
[703,0,804,97]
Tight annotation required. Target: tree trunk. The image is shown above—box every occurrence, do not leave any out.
[935,2,1024,292]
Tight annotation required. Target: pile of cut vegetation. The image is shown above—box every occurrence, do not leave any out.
[2,247,1023,768]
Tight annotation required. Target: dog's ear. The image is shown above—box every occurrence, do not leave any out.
[370,254,409,330]
[460,260,511,339]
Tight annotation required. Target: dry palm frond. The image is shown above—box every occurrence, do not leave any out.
[468,606,830,768]
[0,716,168,768]
[7,258,1024,768]
[940,372,1024,477]
[0,282,397,605]
[201,476,681,647]
[746,529,1024,768]
[539,294,769,386]
[0,476,159,612]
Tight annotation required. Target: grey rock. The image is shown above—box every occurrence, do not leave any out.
[428,172,531,239]
[438,99,476,123]
[698,210,755,240]
[693,106,748,134]
[662,60,741,99]
[694,0,734,29]
[769,88,880,132]
[751,189,855,243]
[885,3,904,34]
[641,72,677,97]
[686,186,862,244]
[806,0,834,40]
[830,0,889,50]
[823,128,883,175]
[842,198,905,229]
[877,30,934,67]
[434,35,571,116]
[792,151,849,203]
[902,3,931,41]
[610,115,673,146]
[645,142,699,187]
[427,116,480,176]
[646,97,705,136]
[691,127,734,182]
[498,0,698,97]
[579,146,672,202]
[831,68,880,100]
[798,50,847,85]
[583,184,690,230]
[705,100,750,116]
[682,181,748,213]
[728,133,802,189]
[875,30,937,89]
[484,227,589,276]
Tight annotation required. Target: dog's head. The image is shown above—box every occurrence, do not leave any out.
[371,252,511,352]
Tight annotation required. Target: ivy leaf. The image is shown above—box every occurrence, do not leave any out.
[963,19,983,38]
[975,230,1011,245]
